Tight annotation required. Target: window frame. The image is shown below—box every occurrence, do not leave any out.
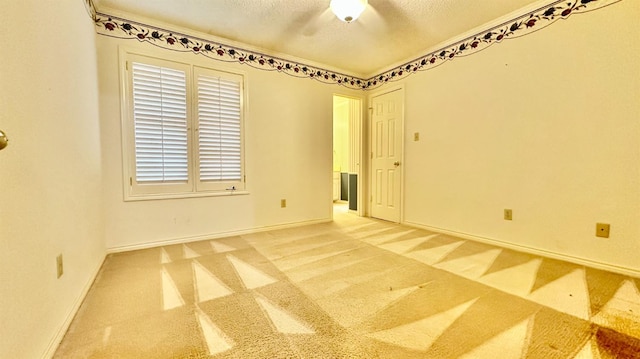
[119,47,248,201]
[193,66,245,192]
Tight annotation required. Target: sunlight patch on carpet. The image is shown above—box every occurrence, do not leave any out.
[359,229,416,245]
[459,316,532,359]
[380,235,436,254]
[256,296,315,334]
[585,267,628,317]
[573,338,601,359]
[210,240,237,253]
[344,226,391,240]
[320,285,419,328]
[406,240,465,265]
[275,248,356,272]
[482,249,537,277]
[528,268,590,320]
[192,260,233,302]
[160,248,172,264]
[591,280,640,339]
[530,258,580,293]
[523,307,592,359]
[182,244,201,259]
[434,248,503,280]
[161,268,185,310]
[479,258,542,297]
[196,307,234,355]
[366,297,478,351]
[286,254,372,283]
[228,255,278,289]
[436,241,498,264]
[101,326,112,347]
[376,229,428,245]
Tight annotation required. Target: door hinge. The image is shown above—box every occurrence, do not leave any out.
[126,61,128,71]
[129,177,133,186]
[244,175,246,183]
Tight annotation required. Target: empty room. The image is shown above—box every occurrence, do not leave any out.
[1,0,638,358]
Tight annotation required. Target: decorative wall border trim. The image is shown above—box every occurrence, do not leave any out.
[94,12,365,90]
[84,0,96,21]
[367,0,621,89]
[92,0,620,91]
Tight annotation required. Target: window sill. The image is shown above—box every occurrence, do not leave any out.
[124,190,250,202]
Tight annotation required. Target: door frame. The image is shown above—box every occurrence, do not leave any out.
[332,93,365,217]
[367,85,405,222]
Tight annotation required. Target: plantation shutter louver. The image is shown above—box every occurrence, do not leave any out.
[124,53,245,199]
[196,71,242,184]
[132,62,188,183]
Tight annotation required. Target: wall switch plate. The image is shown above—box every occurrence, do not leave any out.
[281,199,286,208]
[56,254,64,278]
[504,209,513,221]
[596,223,610,238]
[414,132,420,141]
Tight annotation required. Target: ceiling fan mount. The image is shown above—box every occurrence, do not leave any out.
[330,0,368,23]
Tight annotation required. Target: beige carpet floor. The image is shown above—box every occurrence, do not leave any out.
[55,204,640,358]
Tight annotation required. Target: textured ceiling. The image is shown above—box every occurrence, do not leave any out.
[96,0,542,77]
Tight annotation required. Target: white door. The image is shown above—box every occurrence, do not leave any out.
[370,89,403,223]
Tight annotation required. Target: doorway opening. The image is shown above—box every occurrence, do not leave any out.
[332,95,362,217]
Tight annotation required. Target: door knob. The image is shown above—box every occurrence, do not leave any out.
[0,130,8,151]
[393,161,400,167]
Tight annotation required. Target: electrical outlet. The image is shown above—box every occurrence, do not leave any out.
[596,223,610,238]
[504,209,513,221]
[56,254,64,278]
[281,199,286,208]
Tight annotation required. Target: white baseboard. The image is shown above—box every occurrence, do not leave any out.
[42,254,107,359]
[403,220,640,278]
[107,218,332,253]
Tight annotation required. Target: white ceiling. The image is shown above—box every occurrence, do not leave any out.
[96,0,542,77]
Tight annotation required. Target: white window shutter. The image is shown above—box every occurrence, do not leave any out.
[196,70,243,188]
[132,62,188,183]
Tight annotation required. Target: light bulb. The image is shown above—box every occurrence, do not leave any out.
[330,0,368,23]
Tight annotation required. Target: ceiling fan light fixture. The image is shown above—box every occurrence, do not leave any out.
[330,0,368,23]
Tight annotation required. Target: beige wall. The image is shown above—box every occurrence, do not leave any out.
[400,1,640,272]
[97,35,363,250]
[0,1,105,358]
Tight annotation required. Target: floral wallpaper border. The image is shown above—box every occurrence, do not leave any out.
[94,12,364,89]
[92,0,620,90]
[368,0,620,89]
[84,0,97,21]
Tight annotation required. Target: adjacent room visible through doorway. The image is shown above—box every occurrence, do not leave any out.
[332,95,362,217]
